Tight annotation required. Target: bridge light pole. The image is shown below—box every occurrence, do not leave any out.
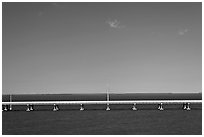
[9,95,12,111]
[106,86,110,111]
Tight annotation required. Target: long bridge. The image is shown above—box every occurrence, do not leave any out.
[2,100,202,111]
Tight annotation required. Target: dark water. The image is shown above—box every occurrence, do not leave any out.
[2,93,202,135]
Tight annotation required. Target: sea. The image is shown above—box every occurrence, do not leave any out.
[2,93,202,135]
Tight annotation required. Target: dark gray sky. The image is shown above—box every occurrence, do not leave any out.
[3,2,201,94]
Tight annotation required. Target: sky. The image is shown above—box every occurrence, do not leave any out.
[2,2,202,94]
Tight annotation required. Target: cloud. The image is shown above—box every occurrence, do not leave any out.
[178,28,189,36]
[106,19,125,29]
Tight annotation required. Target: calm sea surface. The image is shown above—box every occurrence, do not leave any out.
[2,93,202,135]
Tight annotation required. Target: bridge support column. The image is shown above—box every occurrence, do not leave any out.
[132,103,137,111]
[26,104,30,112]
[186,103,191,111]
[158,103,164,111]
[3,105,8,111]
[183,103,191,110]
[106,104,110,111]
[53,104,59,111]
[30,104,34,111]
[9,105,12,111]
[182,103,187,110]
[80,104,84,111]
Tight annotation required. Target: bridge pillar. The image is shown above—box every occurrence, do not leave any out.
[80,104,84,111]
[132,103,137,110]
[9,105,12,111]
[182,103,187,110]
[158,103,164,111]
[3,105,8,111]
[106,104,110,111]
[26,104,30,112]
[183,103,191,110]
[30,104,34,111]
[53,104,59,111]
[186,103,191,111]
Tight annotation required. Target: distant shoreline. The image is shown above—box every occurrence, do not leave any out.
[2,93,202,102]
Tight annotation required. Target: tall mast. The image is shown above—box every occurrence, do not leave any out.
[9,94,12,110]
[107,88,109,101]
[106,84,110,111]
[106,84,110,101]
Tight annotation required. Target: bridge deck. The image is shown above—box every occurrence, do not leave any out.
[2,100,202,105]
